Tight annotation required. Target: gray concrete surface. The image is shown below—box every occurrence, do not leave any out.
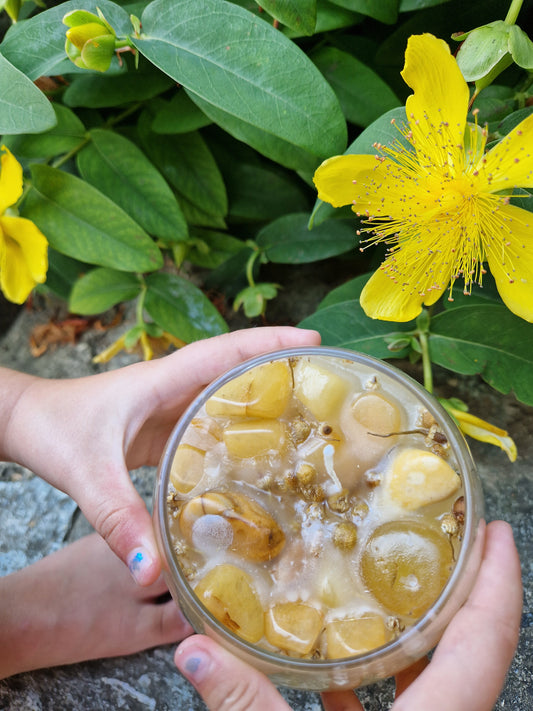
[0,301,531,710]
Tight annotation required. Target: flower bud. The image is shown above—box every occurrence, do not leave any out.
[63,9,116,72]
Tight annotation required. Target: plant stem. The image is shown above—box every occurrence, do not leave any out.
[136,283,147,326]
[245,248,261,287]
[505,0,524,24]
[51,136,91,169]
[418,330,433,394]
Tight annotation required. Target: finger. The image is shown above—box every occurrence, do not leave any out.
[321,689,365,711]
[77,465,162,587]
[392,520,522,711]
[394,656,429,698]
[153,326,322,399]
[175,635,293,711]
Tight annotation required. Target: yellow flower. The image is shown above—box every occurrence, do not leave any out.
[0,146,48,304]
[313,33,533,322]
[440,399,517,462]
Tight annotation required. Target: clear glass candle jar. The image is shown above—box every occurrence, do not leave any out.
[153,346,484,691]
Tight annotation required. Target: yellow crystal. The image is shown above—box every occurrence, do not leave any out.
[325,614,389,659]
[361,520,454,618]
[387,448,461,510]
[170,444,205,494]
[223,419,288,459]
[205,361,292,418]
[194,564,264,643]
[292,359,350,421]
[265,602,323,655]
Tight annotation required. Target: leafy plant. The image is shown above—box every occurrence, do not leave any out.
[1,0,532,427]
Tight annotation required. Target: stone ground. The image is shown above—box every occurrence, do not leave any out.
[0,295,531,711]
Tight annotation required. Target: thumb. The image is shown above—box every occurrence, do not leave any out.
[76,463,161,587]
[175,635,292,711]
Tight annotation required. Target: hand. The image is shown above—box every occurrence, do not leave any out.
[174,520,522,711]
[1,326,320,585]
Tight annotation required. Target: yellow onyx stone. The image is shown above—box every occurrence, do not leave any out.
[170,444,205,494]
[292,359,350,422]
[205,360,292,418]
[171,418,222,493]
[223,419,288,459]
[325,614,389,659]
[361,520,454,618]
[387,448,461,510]
[194,564,264,643]
[265,602,323,655]
[179,490,285,562]
[351,392,401,435]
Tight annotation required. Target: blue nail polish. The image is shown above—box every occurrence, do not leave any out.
[129,550,144,573]
[184,657,202,675]
[127,547,151,584]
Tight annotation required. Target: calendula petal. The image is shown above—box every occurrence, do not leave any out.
[485,203,533,322]
[478,112,533,192]
[402,34,468,174]
[0,146,23,215]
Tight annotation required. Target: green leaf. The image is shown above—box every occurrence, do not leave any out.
[42,249,88,301]
[144,272,229,341]
[310,106,407,226]
[139,126,228,220]
[185,91,321,173]
[287,0,363,37]
[0,52,56,134]
[257,213,355,263]
[429,304,533,406]
[312,46,400,127]
[256,0,317,35]
[456,21,511,82]
[77,129,188,242]
[63,60,174,108]
[132,0,346,161]
[2,104,85,159]
[186,229,245,269]
[209,136,310,221]
[234,282,279,317]
[23,164,163,272]
[497,106,533,136]
[327,0,398,24]
[151,91,212,134]
[69,267,141,314]
[509,24,533,70]
[399,0,451,9]
[317,274,367,309]
[0,0,131,80]
[469,85,515,130]
[299,298,413,358]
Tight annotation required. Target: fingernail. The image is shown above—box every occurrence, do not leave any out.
[127,546,154,585]
[175,646,210,684]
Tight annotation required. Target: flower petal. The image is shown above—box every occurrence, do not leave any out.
[313,154,381,207]
[360,243,451,322]
[0,216,48,304]
[1,215,48,280]
[449,408,517,462]
[485,203,533,322]
[401,34,469,175]
[478,112,533,192]
[0,146,23,215]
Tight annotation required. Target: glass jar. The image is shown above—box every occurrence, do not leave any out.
[153,346,484,691]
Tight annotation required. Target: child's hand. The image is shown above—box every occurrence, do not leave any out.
[2,326,320,585]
